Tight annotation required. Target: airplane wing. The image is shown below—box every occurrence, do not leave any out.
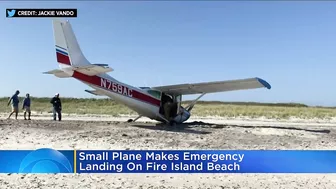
[151,77,271,95]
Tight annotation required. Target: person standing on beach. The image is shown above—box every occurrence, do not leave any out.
[22,93,31,120]
[7,90,20,120]
[50,93,62,121]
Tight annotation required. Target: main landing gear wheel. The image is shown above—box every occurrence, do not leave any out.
[169,121,177,126]
[127,115,142,123]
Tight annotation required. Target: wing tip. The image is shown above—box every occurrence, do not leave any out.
[256,77,271,89]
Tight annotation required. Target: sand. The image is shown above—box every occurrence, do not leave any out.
[0,113,336,188]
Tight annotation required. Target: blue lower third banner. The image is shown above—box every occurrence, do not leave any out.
[1,148,336,173]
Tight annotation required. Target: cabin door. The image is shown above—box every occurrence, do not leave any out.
[160,93,180,120]
[174,95,182,115]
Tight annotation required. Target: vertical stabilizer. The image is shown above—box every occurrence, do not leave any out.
[52,20,91,69]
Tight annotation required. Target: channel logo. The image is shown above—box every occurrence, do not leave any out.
[6,9,16,17]
[19,148,73,173]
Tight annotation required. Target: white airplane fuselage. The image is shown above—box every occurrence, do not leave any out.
[60,65,190,124]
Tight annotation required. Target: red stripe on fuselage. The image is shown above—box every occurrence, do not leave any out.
[132,89,161,107]
[72,71,161,107]
[56,52,71,65]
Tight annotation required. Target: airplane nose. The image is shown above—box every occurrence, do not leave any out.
[184,110,191,120]
[173,108,191,124]
[186,110,191,117]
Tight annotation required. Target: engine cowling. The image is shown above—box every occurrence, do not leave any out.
[172,107,191,124]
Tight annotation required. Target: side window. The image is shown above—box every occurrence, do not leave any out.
[147,90,161,99]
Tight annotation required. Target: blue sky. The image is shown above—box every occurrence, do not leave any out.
[1,1,336,106]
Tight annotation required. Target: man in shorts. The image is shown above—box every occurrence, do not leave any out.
[7,90,20,120]
[22,93,31,120]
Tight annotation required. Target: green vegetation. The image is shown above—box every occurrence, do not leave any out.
[1,97,336,119]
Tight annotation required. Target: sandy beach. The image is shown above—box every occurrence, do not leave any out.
[0,114,336,188]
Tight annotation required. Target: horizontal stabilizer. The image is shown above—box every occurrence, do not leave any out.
[73,64,113,76]
[43,69,70,78]
[92,64,108,67]
[84,89,106,96]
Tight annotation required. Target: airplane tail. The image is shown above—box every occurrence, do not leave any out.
[53,19,91,68]
[44,20,112,77]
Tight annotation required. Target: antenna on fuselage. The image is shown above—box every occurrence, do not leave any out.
[143,79,148,87]
[159,76,163,86]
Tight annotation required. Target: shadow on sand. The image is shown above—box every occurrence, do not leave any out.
[186,121,331,134]
[131,121,330,135]
[131,123,212,135]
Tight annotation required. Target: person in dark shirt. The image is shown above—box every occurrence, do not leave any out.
[7,90,20,120]
[50,93,62,121]
[22,93,31,120]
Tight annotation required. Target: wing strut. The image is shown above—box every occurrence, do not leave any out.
[185,93,206,112]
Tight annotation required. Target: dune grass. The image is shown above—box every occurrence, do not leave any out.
[1,97,336,119]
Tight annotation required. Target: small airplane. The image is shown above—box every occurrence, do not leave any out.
[44,20,271,125]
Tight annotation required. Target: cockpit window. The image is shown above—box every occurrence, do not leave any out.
[147,90,161,99]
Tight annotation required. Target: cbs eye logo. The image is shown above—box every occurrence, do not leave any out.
[19,148,73,173]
